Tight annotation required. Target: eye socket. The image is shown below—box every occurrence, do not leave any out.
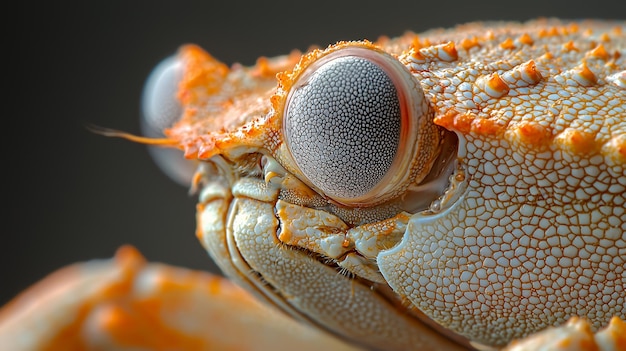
[141,54,197,185]
[283,46,425,205]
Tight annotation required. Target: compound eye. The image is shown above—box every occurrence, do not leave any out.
[284,46,423,205]
[141,54,196,185]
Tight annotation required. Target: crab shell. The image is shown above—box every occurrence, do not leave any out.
[157,19,625,350]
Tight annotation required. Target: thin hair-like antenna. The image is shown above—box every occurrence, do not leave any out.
[86,124,179,147]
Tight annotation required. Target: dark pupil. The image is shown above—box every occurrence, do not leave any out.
[285,56,401,199]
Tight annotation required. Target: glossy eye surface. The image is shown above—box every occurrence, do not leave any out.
[284,47,420,204]
[141,56,183,138]
[141,54,196,185]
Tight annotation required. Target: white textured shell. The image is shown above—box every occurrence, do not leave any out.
[168,19,626,350]
[378,20,626,346]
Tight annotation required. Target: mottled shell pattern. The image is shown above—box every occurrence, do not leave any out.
[159,19,624,350]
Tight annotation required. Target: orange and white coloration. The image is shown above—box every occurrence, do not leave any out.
[1,19,625,350]
[0,246,359,350]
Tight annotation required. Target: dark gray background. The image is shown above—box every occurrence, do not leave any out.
[3,1,623,305]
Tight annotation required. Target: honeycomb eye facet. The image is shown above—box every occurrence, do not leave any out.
[284,46,425,205]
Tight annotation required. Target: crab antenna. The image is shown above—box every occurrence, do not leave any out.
[86,124,179,147]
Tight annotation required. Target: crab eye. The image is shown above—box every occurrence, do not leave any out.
[141,54,196,185]
[284,46,424,205]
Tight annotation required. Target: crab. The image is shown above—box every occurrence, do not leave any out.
[1,19,625,351]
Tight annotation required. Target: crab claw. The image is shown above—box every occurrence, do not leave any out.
[502,316,625,351]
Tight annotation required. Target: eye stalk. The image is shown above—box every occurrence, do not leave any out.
[282,44,431,206]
